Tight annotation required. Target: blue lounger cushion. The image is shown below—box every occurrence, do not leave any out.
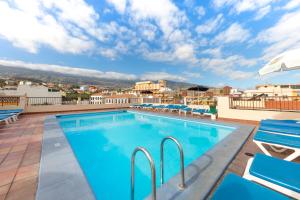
[0,109,23,113]
[261,119,300,127]
[250,153,300,193]
[0,115,10,120]
[254,131,300,148]
[180,107,191,111]
[192,109,207,113]
[259,124,300,135]
[0,113,15,117]
[212,173,288,200]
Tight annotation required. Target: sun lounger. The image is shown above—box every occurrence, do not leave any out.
[243,153,300,199]
[0,113,18,121]
[0,109,23,118]
[179,107,192,115]
[191,109,207,116]
[259,123,300,136]
[129,104,139,108]
[140,104,152,109]
[161,105,172,111]
[0,115,12,124]
[169,105,185,112]
[212,173,288,200]
[253,130,300,161]
[261,119,300,127]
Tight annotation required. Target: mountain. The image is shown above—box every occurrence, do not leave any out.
[0,65,199,89]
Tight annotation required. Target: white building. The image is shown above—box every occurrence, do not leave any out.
[0,84,63,105]
[104,94,135,104]
[230,88,243,97]
[243,84,300,97]
[80,85,88,91]
[90,93,104,104]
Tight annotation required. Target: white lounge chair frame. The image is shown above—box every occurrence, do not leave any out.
[0,117,11,124]
[243,157,300,199]
[254,138,300,161]
[179,109,190,116]
[191,109,203,116]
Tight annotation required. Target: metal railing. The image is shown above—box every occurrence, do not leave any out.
[131,147,156,200]
[160,136,185,190]
[229,96,300,112]
[0,96,20,106]
[26,97,140,106]
[27,97,63,105]
[26,97,92,106]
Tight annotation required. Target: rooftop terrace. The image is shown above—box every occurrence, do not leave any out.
[0,108,299,200]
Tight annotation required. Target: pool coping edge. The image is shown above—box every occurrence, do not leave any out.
[36,115,96,200]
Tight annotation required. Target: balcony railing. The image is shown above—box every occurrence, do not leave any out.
[0,96,20,106]
[229,96,300,112]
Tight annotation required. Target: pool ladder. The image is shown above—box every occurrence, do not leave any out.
[131,136,185,200]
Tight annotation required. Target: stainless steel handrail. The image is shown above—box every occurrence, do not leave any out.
[160,136,185,190]
[131,147,156,200]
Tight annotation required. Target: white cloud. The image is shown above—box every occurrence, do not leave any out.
[0,0,107,54]
[256,9,300,60]
[183,72,202,78]
[213,0,275,13]
[174,44,198,64]
[141,72,187,82]
[196,14,224,34]
[255,5,271,20]
[129,0,186,37]
[106,0,127,14]
[143,51,174,63]
[195,6,206,18]
[201,47,222,57]
[213,23,250,44]
[0,59,137,80]
[283,0,300,10]
[143,43,198,64]
[98,48,118,60]
[199,55,257,80]
[212,0,275,20]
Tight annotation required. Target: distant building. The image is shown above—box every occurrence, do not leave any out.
[243,84,300,97]
[90,93,104,104]
[104,94,136,104]
[0,84,63,105]
[89,86,98,93]
[90,93,136,104]
[80,85,89,91]
[230,88,243,97]
[134,80,167,93]
[222,86,232,96]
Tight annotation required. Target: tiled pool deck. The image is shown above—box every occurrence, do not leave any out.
[0,109,299,200]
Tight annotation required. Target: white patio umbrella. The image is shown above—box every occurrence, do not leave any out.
[259,48,300,75]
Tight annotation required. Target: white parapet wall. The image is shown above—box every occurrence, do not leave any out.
[217,96,300,121]
[24,103,130,113]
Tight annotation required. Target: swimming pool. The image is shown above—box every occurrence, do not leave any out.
[56,110,236,200]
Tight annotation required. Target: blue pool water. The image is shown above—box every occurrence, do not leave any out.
[57,110,235,200]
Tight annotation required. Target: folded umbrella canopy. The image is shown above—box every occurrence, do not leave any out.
[259,48,300,75]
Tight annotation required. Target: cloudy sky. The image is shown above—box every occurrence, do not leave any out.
[0,0,300,88]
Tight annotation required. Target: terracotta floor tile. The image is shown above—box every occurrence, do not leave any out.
[14,164,39,182]
[10,144,28,153]
[0,169,16,187]
[0,184,10,196]
[5,177,37,200]
[20,153,40,167]
[0,147,10,156]
[0,194,6,200]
